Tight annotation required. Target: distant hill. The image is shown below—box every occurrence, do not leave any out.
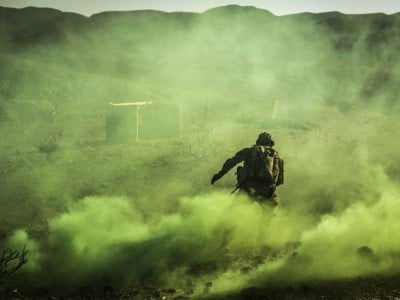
[0,5,399,112]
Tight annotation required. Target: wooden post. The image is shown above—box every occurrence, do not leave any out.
[136,106,139,142]
[179,103,183,139]
[271,99,280,120]
[206,95,211,121]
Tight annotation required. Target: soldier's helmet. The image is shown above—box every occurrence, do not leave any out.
[256,132,275,146]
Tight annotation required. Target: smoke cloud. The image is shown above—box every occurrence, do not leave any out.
[6,193,276,292]
[1,4,400,298]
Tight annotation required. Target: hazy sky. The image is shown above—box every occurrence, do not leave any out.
[1,0,399,16]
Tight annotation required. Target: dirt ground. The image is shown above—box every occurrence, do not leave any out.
[4,274,400,299]
[1,114,400,300]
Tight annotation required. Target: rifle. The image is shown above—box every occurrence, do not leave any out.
[231,167,247,194]
[231,184,240,194]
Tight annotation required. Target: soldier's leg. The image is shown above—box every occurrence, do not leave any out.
[270,192,278,206]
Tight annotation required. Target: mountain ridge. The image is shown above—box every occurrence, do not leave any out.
[0,5,399,112]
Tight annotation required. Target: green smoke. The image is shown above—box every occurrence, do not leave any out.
[6,192,276,292]
[211,185,400,295]
[1,4,400,297]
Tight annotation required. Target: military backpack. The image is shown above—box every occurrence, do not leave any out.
[241,145,284,186]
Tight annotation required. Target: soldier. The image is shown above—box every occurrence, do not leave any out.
[211,132,284,205]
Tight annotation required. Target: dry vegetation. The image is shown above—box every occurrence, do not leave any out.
[1,5,400,299]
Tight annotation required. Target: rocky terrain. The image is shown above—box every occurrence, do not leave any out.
[1,5,400,300]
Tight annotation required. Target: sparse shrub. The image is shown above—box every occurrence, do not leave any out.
[0,246,28,291]
[36,142,58,153]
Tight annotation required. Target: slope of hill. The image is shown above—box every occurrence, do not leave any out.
[1,5,399,112]
[1,6,400,299]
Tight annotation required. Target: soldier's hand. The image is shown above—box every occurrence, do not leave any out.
[211,173,222,185]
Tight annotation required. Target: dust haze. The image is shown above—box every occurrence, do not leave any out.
[0,4,400,297]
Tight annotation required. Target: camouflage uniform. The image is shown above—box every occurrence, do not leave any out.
[211,132,284,205]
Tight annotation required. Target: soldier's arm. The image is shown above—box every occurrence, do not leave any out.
[274,151,284,186]
[211,147,250,184]
[220,148,249,175]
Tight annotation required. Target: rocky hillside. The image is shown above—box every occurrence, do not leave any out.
[0,5,399,112]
